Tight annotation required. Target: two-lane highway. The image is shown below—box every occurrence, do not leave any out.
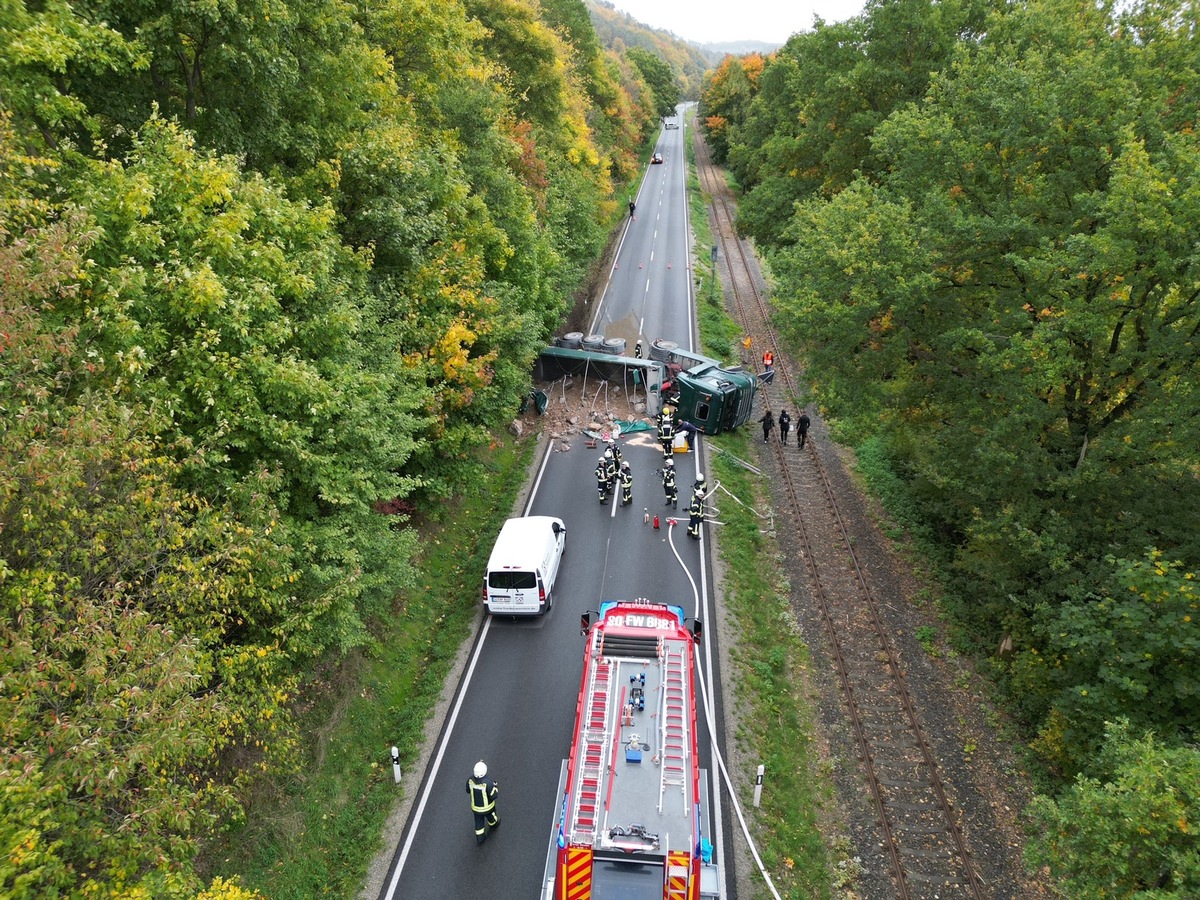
[377,109,730,900]
[592,119,693,358]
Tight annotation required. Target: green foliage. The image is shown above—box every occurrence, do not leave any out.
[55,117,423,657]
[697,53,764,163]
[626,47,679,118]
[737,41,1200,900]
[770,0,1200,664]
[210,437,534,898]
[1027,720,1200,898]
[587,1,714,101]
[0,763,70,897]
[0,0,137,150]
[1012,551,1200,775]
[1,149,293,893]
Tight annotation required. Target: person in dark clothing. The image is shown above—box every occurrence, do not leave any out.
[778,409,791,445]
[687,489,704,540]
[596,455,610,503]
[467,760,500,844]
[658,414,675,456]
[603,448,618,488]
[608,439,623,469]
[797,412,811,449]
[629,199,636,217]
[760,410,775,443]
[675,418,698,451]
[620,460,633,506]
[662,458,678,508]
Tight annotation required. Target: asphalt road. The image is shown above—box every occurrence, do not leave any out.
[377,111,730,900]
[591,117,693,354]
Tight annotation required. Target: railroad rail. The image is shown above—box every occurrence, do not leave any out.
[693,124,987,900]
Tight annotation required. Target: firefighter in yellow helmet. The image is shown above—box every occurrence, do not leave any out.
[466,760,500,844]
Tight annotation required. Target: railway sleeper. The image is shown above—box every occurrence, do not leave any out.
[885,799,942,812]
[876,777,936,790]
[900,869,969,885]
[871,756,929,769]
[898,846,958,862]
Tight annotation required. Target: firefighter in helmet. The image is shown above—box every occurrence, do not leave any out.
[596,455,610,503]
[608,439,623,469]
[687,487,705,540]
[620,460,633,506]
[662,457,678,508]
[658,412,675,456]
[466,760,500,844]
[693,471,708,499]
[603,447,618,490]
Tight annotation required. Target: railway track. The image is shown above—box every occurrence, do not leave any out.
[693,127,988,899]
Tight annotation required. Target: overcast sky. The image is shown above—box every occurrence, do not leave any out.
[604,0,867,45]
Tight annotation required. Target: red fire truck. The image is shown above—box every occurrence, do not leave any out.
[542,600,721,899]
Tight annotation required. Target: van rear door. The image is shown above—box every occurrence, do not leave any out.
[486,568,544,614]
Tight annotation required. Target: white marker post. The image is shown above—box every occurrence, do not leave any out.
[753,764,764,808]
[391,746,403,785]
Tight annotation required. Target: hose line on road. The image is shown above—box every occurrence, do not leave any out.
[665,520,784,900]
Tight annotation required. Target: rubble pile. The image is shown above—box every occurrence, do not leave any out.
[515,376,652,452]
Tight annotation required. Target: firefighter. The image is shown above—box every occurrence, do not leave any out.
[466,760,500,844]
[608,439,623,469]
[620,460,633,506]
[634,338,643,359]
[662,457,678,508]
[693,471,708,499]
[658,413,674,456]
[603,448,618,490]
[687,487,705,540]
[596,455,610,503]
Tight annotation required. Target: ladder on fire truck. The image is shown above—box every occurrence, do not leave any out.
[569,651,616,841]
[658,638,690,814]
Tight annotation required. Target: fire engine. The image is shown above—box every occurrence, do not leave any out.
[542,600,721,899]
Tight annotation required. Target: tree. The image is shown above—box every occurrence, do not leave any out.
[1028,720,1200,898]
[698,53,764,162]
[56,117,423,656]
[772,0,1200,647]
[626,47,679,118]
[1,118,293,892]
[729,0,989,248]
[1012,551,1200,774]
[0,0,136,151]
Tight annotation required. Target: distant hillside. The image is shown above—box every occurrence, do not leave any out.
[587,0,717,98]
[699,40,784,56]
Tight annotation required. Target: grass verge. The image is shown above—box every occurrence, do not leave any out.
[203,436,536,898]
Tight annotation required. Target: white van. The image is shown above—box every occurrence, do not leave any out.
[483,516,566,615]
